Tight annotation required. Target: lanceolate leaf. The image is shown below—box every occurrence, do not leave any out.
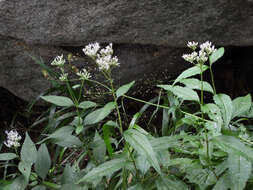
[209,47,225,66]
[213,94,233,127]
[212,135,253,162]
[21,133,37,164]
[78,101,96,109]
[77,158,126,184]
[227,154,252,190]
[84,102,116,125]
[0,153,17,161]
[41,95,74,107]
[116,81,135,98]
[232,94,251,119]
[179,78,214,94]
[124,129,161,174]
[172,64,209,85]
[35,144,51,180]
[158,85,199,102]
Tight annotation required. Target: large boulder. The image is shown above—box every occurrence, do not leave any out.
[0,0,253,101]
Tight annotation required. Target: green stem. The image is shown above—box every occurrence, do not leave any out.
[109,77,123,134]
[200,63,210,163]
[209,61,216,94]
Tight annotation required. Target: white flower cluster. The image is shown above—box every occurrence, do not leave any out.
[187,41,198,50]
[77,68,91,80]
[182,41,217,64]
[82,42,100,58]
[51,54,65,67]
[59,73,68,81]
[4,130,22,148]
[82,42,120,71]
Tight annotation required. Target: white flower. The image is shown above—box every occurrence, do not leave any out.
[200,41,216,55]
[96,55,120,71]
[51,55,65,67]
[182,51,198,63]
[196,50,208,63]
[4,130,22,148]
[83,42,100,57]
[59,73,68,81]
[100,43,113,56]
[77,68,91,80]
[187,41,198,50]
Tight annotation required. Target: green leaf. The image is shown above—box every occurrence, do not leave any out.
[31,186,46,190]
[228,154,252,190]
[172,64,209,85]
[212,135,253,162]
[43,126,82,148]
[0,153,17,161]
[77,158,126,185]
[21,133,37,164]
[232,94,251,119]
[213,172,231,190]
[102,123,114,157]
[127,184,144,190]
[209,47,225,66]
[116,81,135,98]
[61,164,79,184]
[35,144,51,180]
[136,155,151,175]
[91,131,106,163]
[41,95,74,107]
[84,102,116,125]
[55,135,82,148]
[179,78,214,94]
[214,94,233,127]
[124,129,161,174]
[155,176,188,190]
[9,175,27,190]
[150,136,180,152]
[78,101,96,109]
[18,161,31,182]
[158,85,199,102]
[61,184,83,190]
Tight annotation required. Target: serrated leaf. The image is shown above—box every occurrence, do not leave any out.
[228,154,251,190]
[35,144,51,180]
[172,64,209,85]
[214,94,233,127]
[180,78,214,93]
[21,133,37,164]
[77,158,126,184]
[0,153,17,161]
[18,161,31,182]
[212,135,253,162]
[84,102,115,125]
[41,95,74,107]
[116,81,135,98]
[209,47,225,66]
[78,101,96,109]
[124,129,161,174]
[158,85,199,102]
[232,94,251,119]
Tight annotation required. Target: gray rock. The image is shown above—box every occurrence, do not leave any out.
[0,0,253,46]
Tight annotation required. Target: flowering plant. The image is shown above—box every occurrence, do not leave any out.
[1,41,253,190]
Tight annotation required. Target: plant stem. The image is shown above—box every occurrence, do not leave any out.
[109,77,123,134]
[209,61,216,94]
[200,63,210,162]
